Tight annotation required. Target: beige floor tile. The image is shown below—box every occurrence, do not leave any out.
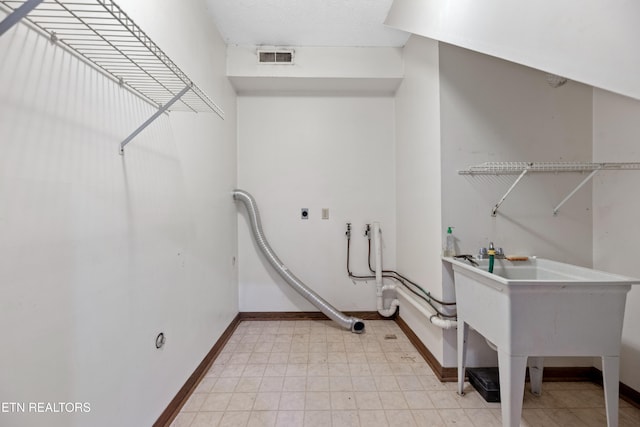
[463,408,501,427]
[307,363,329,377]
[332,410,360,427]
[271,343,291,353]
[175,321,636,427]
[282,376,306,392]
[620,405,640,424]
[275,411,304,427]
[569,408,608,426]
[403,391,435,409]
[352,376,377,392]
[411,409,446,427]
[330,376,354,391]
[329,363,351,377]
[259,377,284,392]
[236,377,263,393]
[213,377,241,393]
[243,364,267,377]
[291,343,309,353]
[384,409,417,426]
[388,364,413,375]
[520,408,561,427]
[222,364,247,378]
[248,353,270,364]
[170,411,196,427]
[227,393,257,411]
[285,364,308,377]
[411,363,435,376]
[206,364,226,378]
[375,376,400,392]
[366,352,388,363]
[268,353,289,364]
[359,410,389,427]
[303,410,332,426]
[396,375,424,391]
[253,392,281,411]
[455,390,487,409]
[288,353,309,364]
[305,391,331,410]
[190,411,223,427]
[355,391,383,410]
[418,376,448,391]
[264,364,287,377]
[195,377,219,394]
[548,389,604,408]
[380,391,409,410]
[437,408,474,427]
[544,408,588,426]
[328,352,349,363]
[182,393,208,412]
[218,410,250,427]
[369,363,394,376]
[308,353,328,363]
[279,391,306,410]
[247,410,277,427]
[429,391,461,409]
[349,364,372,376]
[331,391,357,410]
[306,376,330,391]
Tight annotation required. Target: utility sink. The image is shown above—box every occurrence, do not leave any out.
[444,256,640,427]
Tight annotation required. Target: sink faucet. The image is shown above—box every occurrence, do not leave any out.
[478,243,505,259]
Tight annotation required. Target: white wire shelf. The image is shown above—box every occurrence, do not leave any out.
[458,162,640,216]
[0,0,224,117]
[1,0,224,153]
[459,162,640,175]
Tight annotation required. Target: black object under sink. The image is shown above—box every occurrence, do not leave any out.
[467,367,501,402]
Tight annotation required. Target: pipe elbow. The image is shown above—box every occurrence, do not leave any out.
[429,315,457,330]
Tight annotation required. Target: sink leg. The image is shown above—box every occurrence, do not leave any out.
[602,356,620,427]
[457,321,469,395]
[528,357,544,396]
[498,350,527,427]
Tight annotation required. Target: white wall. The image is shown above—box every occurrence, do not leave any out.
[439,44,594,367]
[394,35,447,364]
[593,89,640,392]
[385,0,640,101]
[237,96,396,313]
[0,1,238,426]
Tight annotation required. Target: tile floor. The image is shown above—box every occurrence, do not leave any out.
[170,320,640,427]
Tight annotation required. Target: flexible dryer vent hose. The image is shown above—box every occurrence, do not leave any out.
[233,190,365,334]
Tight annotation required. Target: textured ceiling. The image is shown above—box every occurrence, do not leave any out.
[205,0,409,47]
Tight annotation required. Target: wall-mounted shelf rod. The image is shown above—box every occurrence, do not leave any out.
[120,84,191,155]
[491,167,529,217]
[459,162,640,216]
[0,0,225,153]
[552,167,601,215]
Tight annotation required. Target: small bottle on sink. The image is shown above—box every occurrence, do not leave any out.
[443,226,456,257]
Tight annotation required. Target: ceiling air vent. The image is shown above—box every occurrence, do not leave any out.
[257,49,294,64]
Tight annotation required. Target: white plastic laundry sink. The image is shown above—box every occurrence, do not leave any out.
[445,256,639,427]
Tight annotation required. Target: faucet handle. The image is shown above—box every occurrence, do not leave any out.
[479,247,488,257]
[496,247,504,256]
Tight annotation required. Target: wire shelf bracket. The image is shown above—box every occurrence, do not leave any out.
[459,162,640,216]
[0,0,225,153]
[0,0,41,35]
